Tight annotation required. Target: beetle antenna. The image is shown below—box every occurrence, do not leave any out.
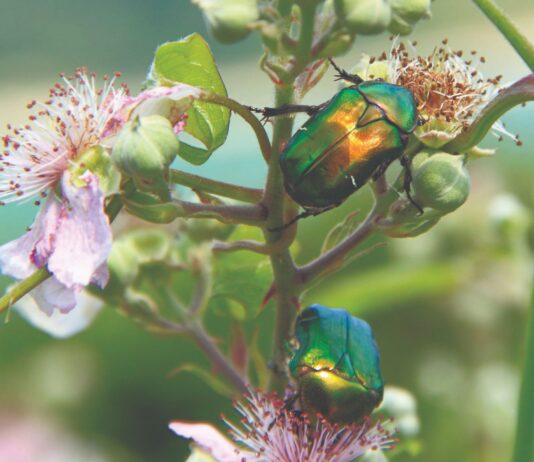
[328,58,363,85]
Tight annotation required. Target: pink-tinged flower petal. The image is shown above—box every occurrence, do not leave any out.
[104,84,202,137]
[169,422,254,462]
[47,171,112,289]
[31,278,78,315]
[15,288,102,337]
[91,263,109,288]
[0,197,61,279]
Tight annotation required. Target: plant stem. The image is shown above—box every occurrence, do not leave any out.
[264,84,300,393]
[175,199,267,224]
[512,280,534,462]
[170,169,263,203]
[201,92,272,163]
[472,0,534,72]
[188,320,249,394]
[0,268,50,315]
[263,3,319,393]
[298,206,377,285]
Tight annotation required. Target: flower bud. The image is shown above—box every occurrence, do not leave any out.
[391,0,431,23]
[316,32,354,59]
[112,115,179,192]
[387,15,413,35]
[194,0,258,44]
[334,0,391,35]
[388,0,431,35]
[412,151,470,213]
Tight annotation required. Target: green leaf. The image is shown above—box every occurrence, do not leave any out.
[151,34,230,165]
[209,227,272,319]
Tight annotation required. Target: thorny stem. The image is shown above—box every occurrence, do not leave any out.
[0,195,124,315]
[174,199,267,225]
[125,194,267,225]
[166,290,248,393]
[298,207,378,286]
[472,0,534,72]
[264,2,319,393]
[264,84,300,393]
[188,321,249,394]
[170,170,263,204]
[512,280,534,462]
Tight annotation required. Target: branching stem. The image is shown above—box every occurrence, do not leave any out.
[170,169,263,203]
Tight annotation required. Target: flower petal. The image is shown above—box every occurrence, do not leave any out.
[47,171,112,289]
[0,196,61,279]
[169,422,251,462]
[16,285,102,337]
[31,278,78,315]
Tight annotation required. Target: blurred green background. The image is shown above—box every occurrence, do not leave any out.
[0,1,534,461]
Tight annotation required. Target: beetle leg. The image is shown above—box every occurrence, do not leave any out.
[268,204,339,232]
[328,58,363,86]
[400,155,424,214]
[246,103,325,121]
[267,391,302,430]
[267,209,314,232]
[371,157,395,181]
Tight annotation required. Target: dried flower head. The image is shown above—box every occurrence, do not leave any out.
[171,389,395,462]
[356,39,518,148]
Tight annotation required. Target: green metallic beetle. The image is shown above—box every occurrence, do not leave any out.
[288,304,384,424]
[253,61,419,224]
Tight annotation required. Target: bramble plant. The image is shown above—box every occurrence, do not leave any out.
[0,0,533,461]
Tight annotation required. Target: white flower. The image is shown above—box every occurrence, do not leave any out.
[170,390,395,462]
[0,68,200,320]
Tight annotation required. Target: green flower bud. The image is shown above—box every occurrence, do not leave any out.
[316,32,354,59]
[193,0,258,44]
[334,0,391,35]
[387,15,413,35]
[391,0,431,23]
[412,152,470,213]
[112,115,179,192]
[388,0,431,35]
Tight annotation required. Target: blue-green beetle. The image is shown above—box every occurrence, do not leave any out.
[289,304,384,423]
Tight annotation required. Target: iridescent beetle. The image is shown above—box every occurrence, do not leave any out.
[288,304,384,424]
[252,60,419,226]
